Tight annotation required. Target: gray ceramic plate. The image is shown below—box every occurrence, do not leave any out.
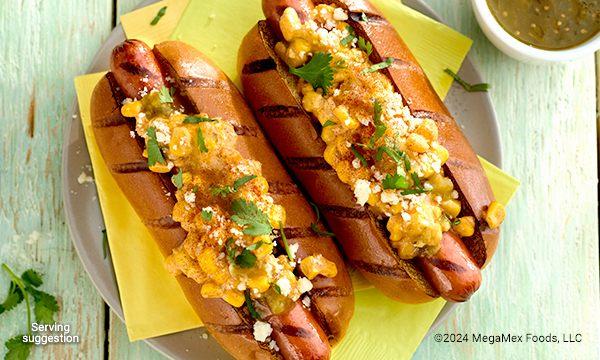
[62,0,502,359]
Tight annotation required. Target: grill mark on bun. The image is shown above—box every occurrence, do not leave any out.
[426,257,467,274]
[204,322,251,335]
[180,76,231,91]
[349,11,385,23]
[144,216,180,229]
[256,105,305,119]
[267,181,301,195]
[110,161,150,173]
[92,114,128,128]
[286,157,331,171]
[309,286,353,298]
[352,260,411,279]
[242,58,278,75]
[317,204,369,219]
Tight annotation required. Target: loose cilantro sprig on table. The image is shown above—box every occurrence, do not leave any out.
[209,175,257,198]
[1,264,59,360]
[146,127,166,167]
[289,52,334,95]
[150,6,167,26]
[309,202,335,237]
[444,69,490,92]
[230,198,273,236]
[158,86,176,103]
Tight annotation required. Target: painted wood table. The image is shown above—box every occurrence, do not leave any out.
[0,0,598,359]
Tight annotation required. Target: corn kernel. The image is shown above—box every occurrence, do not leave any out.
[415,119,438,142]
[367,192,381,206]
[280,7,302,42]
[246,274,270,293]
[200,282,223,298]
[197,249,218,275]
[170,126,192,157]
[222,290,245,307]
[269,205,286,229]
[182,172,193,184]
[484,201,505,229]
[300,255,338,280]
[440,199,461,219]
[323,144,337,165]
[453,216,476,237]
[149,161,173,173]
[274,41,288,60]
[434,144,449,164]
[121,100,143,118]
[321,126,337,143]
[302,91,322,112]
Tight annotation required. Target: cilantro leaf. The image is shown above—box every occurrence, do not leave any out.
[279,221,294,262]
[183,116,218,124]
[197,127,208,153]
[357,37,373,58]
[289,52,334,96]
[150,6,167,26]
[210,186,234,197]
[235,250,257,268]
[200,210,213,222]
[323,120,337,127]
[245,291,260,319]
[246,241,266,251]
[0,282,24,315]
[146,127,166,166]
[308,202,336,237]
[5,335,32,360]
[400,188,432,195]
[337,59,347,69]
[172,171,183,190]
[102,230,108,260]
[20,270,42,288]
[443,214,461,226]
[361,12,369,23]
[444,68,490,92]
[234,175,257,191]
[340,26,356,46]
[158,86,175,103]
[230,199,273,236]
[361,58,393,74]
[350,144,368,167]
[225,238,237,263]
[193,185,198,193]
[270,282,282,294]
[27,286,59,324]
[382,173,409,190]
[369,99,386,147]
[411,172,425,190]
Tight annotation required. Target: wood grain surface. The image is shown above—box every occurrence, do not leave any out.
[0,0,598,359]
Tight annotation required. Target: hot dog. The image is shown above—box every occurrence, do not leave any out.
[90,39,354,359]
[238,0,506,303]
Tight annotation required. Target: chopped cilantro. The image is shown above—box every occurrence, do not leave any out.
[279,221,294,262]
[323,120,337,127]
[246,241,266,251]
[309,202,336,237]
[183,116,218,123]
[444,68,490,92]
[350,144,368,167]
[234,175,257,190]
[270,282,282,294]
[245,291,260,319]
[361,12,369,23]
[340,26,356,46]
[235,249,257,268]
[172,171,183,190]
[197,127,208,153]
[443,214,462,226]
[158,86,175,103]
[150,6,167,26]
[200,210,213,222]
[337,59,347,69]
[289,52,334,95]
[357,37,373,58]
[382,173,409,190]
[230,199,273,236]
[361,58,394,74]
[210,186,234,197]
[369,99,386,147]
[146,127,166,166]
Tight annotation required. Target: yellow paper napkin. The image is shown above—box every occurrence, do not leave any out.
[73,0,521,356]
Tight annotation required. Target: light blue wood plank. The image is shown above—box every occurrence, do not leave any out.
[0,0,113,358]
[414,1,600,359]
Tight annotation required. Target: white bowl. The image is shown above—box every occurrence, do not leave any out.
[472,0,600,64]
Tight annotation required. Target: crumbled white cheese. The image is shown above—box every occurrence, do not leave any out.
[268,340,280,351]
[288,243,299,261]
[184,192,196,204]
[354,179,371,206]
[380,190,399,205]
[276,278,292,296]
[130,131,135,138]
[371,184,381,194]
[253,321,273,342]
[297,277,313,293]
[333,7,348,21]
[401,212,411,222]
[302,296,311,308]
[352,157,362,169]
[423,182,433,190]
[237,282,247,291]
[77,171,94,184]
[231,228,243,237]
[202,206,213,213]
[451,190,459,199]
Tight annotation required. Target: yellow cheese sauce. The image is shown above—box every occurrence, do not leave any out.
[121,90,337,312]
[276,5,477,259]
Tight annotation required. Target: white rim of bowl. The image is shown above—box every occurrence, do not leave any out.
[472,0,600,62]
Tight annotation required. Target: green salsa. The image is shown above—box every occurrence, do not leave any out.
[487,0,600,50]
